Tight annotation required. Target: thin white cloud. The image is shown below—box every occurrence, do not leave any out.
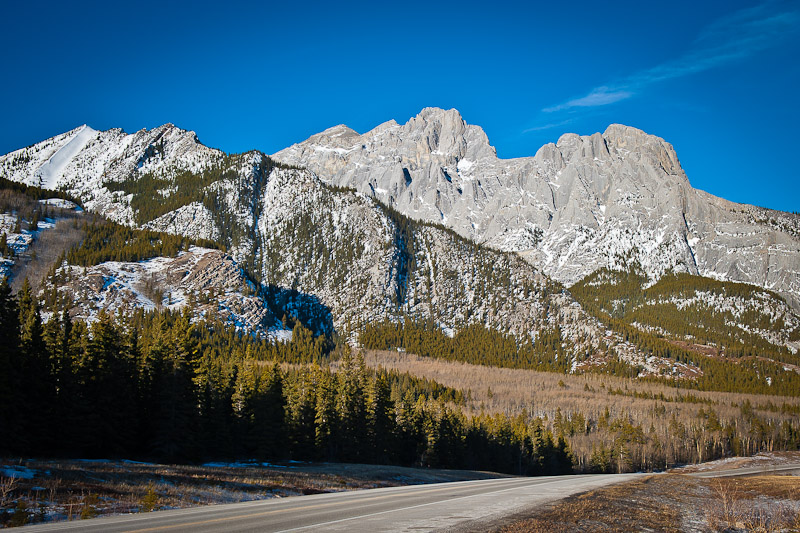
[543,87,633,113]
[522,118,576,133]
[541,2,799,114]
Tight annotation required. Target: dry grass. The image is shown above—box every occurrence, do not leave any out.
[0,458,505,528]
[705,476,800,532]
[496,474,800,533]
[10,217,83,292]
[365,350,800,471]
[496,475,686,532]
[364,350,800,421]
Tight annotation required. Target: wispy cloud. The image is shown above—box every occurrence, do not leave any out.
[540,2,799,114]
[522,118,576,133]
[543,87,632,113]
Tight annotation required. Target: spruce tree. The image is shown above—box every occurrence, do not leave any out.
[0,279,19,454]
[367,372,394,464]
[17,279,50,453]
[253,363,286,460]
[314,368,337,460]
[288,368,317,460]
[335,350,367,461]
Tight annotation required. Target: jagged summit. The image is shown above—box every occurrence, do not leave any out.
[1,109,798,309]
[273,108,800,308]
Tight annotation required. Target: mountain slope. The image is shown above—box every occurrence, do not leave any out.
[571,268,800,362]
[0,126,607,352]
[2,113,799,392]
[273,108,800,309]
[45,246,288,339]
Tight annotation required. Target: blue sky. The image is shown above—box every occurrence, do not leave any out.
[1,0,798,212]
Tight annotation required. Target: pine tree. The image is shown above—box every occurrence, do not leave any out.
[0,279,19,453]
[195,356,235,459]
[288,368,317,460]
[395,391,424,465]
[16,278,51,453]
[231,361,259,456]
[314,368,337,460]
[253,363,286,460]
[335,350,368,462]
[86,311,136,454]
[149,316,199,461]
[367,372,395,464]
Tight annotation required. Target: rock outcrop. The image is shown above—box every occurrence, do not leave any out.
[274,108,800,308]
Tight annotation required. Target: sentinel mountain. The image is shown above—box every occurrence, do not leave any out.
[0,109,798,347]
[0,120,604,354]
[275,108,800,309]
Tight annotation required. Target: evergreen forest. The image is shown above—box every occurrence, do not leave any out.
[0,280,572,475]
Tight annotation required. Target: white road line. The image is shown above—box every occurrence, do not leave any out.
[274,477,579,532]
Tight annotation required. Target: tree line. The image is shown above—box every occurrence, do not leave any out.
[360,315,800,396]
[360,318,640,377]
[64,218,221,267]
[571,268,800,367]
[0,280,571,475]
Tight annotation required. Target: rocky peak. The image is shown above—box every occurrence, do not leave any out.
[2,110,798,311]
[272,108,800,308]
[603,124,684,178]
[364,119,399,137]
[306,124,361,147]
[403,107,495,160]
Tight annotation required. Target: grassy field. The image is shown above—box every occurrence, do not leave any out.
[365,350,800,472]
[494,473,800,532]
[364,350,800,420]
[0,458,506,528]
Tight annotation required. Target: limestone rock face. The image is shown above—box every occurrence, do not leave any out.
[0,123,604,347]
[274,108,800,308]
[2,109,798,316]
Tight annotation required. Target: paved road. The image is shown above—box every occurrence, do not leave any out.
[27,463,797,532]
[688,462,800,478]
[21,473,642,532]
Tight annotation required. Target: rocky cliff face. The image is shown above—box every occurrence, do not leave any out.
[48,247,288,339]
[274,108,800,308]
[0,123,609,353]
[1,109,798,374]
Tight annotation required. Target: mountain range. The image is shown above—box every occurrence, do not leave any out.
[1,107,798,381]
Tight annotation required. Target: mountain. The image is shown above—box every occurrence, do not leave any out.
[47,245,289,339]
[273,108,800,309]
[0,125,605,355]
[1,109,799,389]
[570,268,800,365]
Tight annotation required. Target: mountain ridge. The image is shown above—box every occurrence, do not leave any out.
[2,114,800,390]
[1,109,798,311]
[272,107,800,309]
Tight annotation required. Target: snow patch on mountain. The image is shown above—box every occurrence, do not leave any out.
[34,125,97,189]
[48,247,291,340]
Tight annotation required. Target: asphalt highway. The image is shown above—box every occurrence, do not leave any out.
[687,462,800,478]
[25,463,800,532]
[20,473,643,532]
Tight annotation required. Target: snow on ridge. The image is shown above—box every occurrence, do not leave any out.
[40,198,80,210]
[34,125,97,190]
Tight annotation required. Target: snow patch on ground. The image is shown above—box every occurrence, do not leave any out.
[202,461,295,469]
[39,198,80,210]
[269,329,293,343]
[0,465,38,479]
